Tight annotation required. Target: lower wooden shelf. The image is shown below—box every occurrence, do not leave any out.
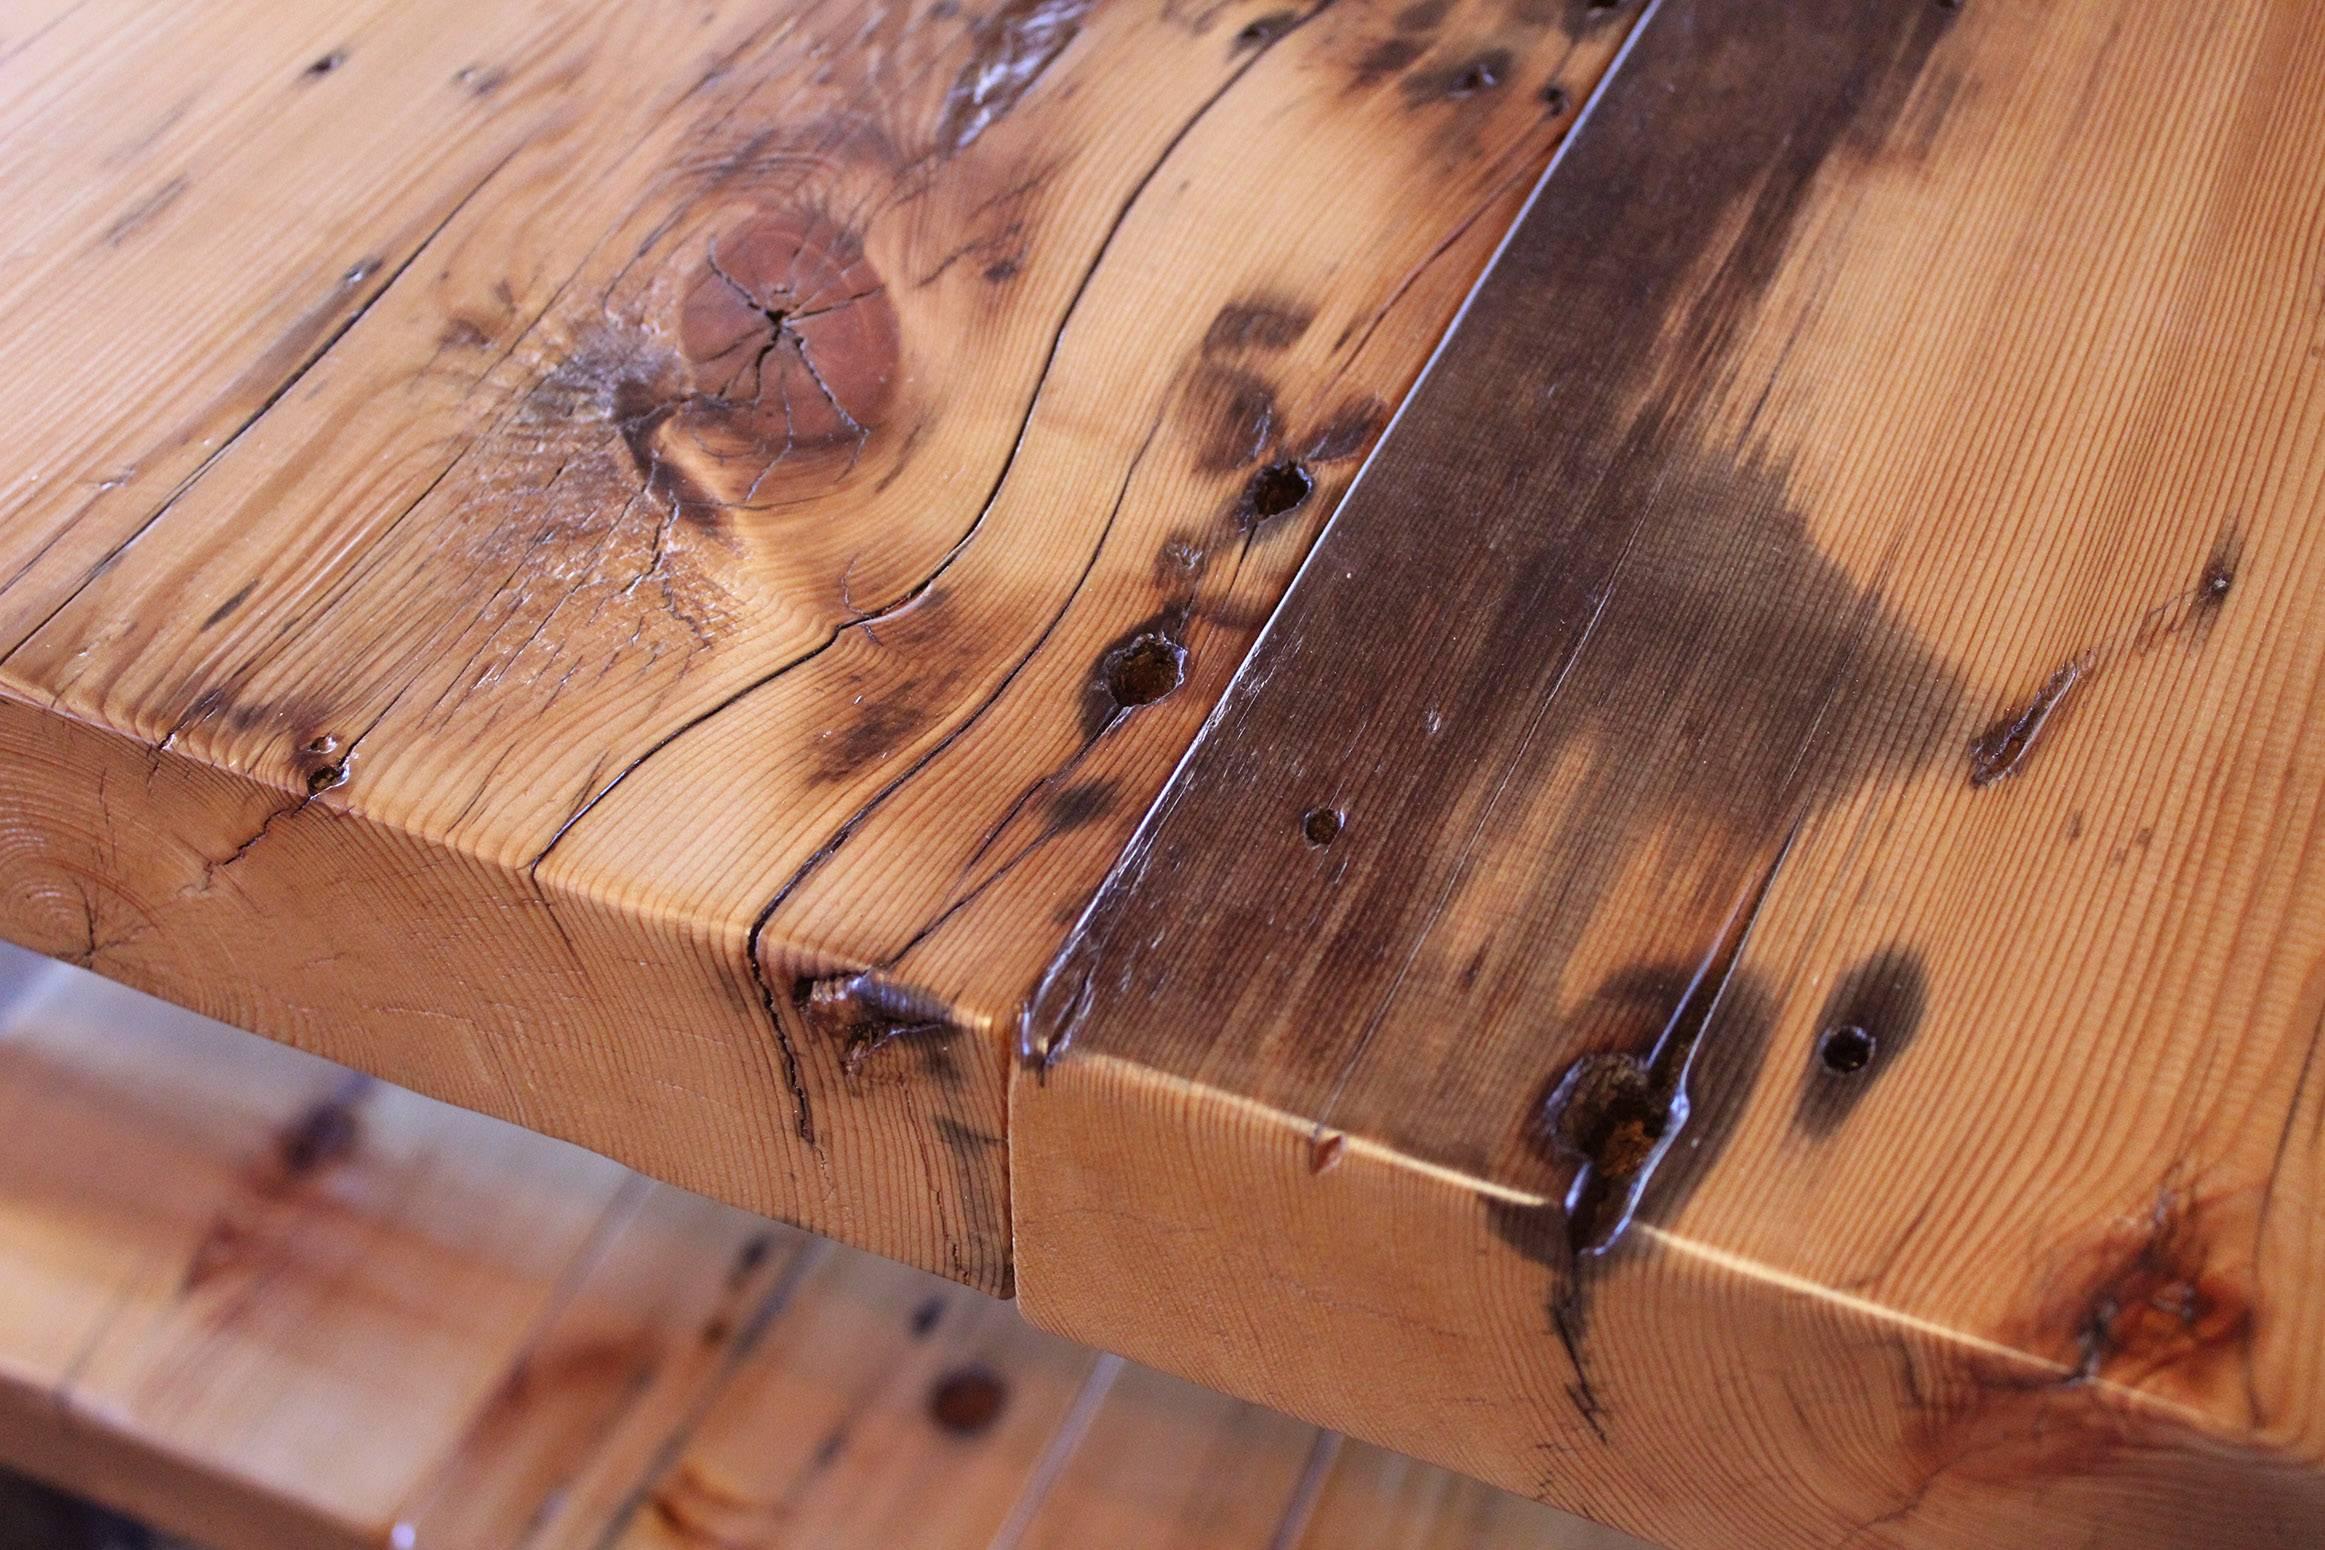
[0,942,1642,1550]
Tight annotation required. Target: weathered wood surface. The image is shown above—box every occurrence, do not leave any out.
[0,944,1639,1550]
[1013,0,2325,1545]
[0,0,1639,1295]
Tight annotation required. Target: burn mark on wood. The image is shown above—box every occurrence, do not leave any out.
[1796,947,1927,1138]
[1048,778,1117,831]
[929,1365,1008,1435]
[1204,299,1313,355]
[937,0,1093,154]
[815,695,930,783]
[1303,396,1388,463]
[1969,657,2085,788]
[1187,364,1279,472]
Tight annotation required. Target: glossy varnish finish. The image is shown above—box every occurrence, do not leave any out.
[1015,0,2325,1544]
[0,0,1643,1292]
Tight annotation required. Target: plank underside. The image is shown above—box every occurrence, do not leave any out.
[2,0,2323,1546]
[0,942,1643,1550]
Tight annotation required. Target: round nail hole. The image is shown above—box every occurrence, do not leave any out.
[1103,633,1185,710]
[1301,806,1342,847]
[1819,1024,1876,1074]
[1245,461,1313,520]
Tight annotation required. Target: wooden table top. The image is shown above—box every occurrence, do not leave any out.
[1,0,2319,1544]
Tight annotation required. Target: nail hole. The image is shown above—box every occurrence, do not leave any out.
[909,1298,944,1337]
[1541,83,1570,115]
[304,50,346,77]
[1102,633,1186,711]
[1245,460,1313,520]
[1819,1024,1876,1075]
[1301,806,1342,847]
[929,1366,1007,1436]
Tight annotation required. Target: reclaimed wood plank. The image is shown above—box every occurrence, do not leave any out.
[0,944,1639,1550]
[0,0,1644,1292]
[1013,0,2325,1544]
[0,943,809,1550]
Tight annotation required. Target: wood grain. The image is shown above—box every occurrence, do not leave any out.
[0,944,1638,1550]
[1014,0,2325,1544]
[0,942,810,1550]
[0,0,1643,1292]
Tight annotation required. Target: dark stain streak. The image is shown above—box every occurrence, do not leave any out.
[278,1079,365,1178]
[1397,0,1450,30]
[928,1366,1008,1435]
[1232,11,1297,50]
[1408,47,1513,103]
[1304,396,1389,463]
[1354,35,1424,86]
[816,695,929,783]
[2200,527,2239,607]
[1544,832,1794,1258]
[1481,1196,1608,1441]
[1048,778,1117,831]
[1969,657,2086,788]
[1796,947,1927,1138]
[200,580,254,632]
[101,174,189,247]
[936,0,1094,154]
[183,1074,369,1293]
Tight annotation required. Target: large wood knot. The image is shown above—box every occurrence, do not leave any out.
[630,211,899,513]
